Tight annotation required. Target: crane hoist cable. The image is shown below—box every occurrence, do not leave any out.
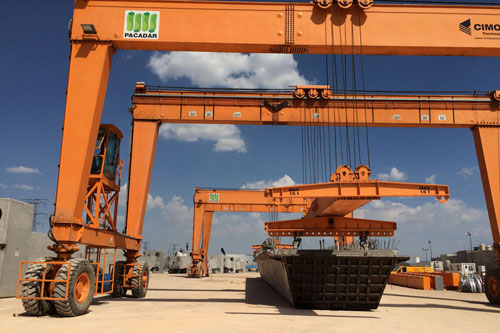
[358,11,371,167]
[300,3,373,184]
[350,13,362,167]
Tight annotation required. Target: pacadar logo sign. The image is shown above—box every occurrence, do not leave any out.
[209,193,219,203]
[124,11,159,39]
[459,18,500,39]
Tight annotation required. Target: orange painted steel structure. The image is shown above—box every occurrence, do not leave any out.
[70,1,500,56]
[130,85,500,263]
[191,187,310,276]
[27,0,500,311]
[390,271,460,290]
[57,0,500,263]
[190,165,449,276]
[389,272,433,290]
[132,85,500,128]
[265,216,397,237]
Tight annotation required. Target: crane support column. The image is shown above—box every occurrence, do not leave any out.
[201,211,214,275]
[190,206,211,276]
[125,120,159,259]
[473,126,500,262]
[54,42,113,224]
[191,206,204,262]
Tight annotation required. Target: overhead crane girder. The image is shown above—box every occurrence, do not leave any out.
[131,85,500,128]
[71,0,500,56]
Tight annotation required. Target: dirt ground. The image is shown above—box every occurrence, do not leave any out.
[1,272,498,332]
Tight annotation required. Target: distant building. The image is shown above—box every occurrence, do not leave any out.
[436,244,495,271]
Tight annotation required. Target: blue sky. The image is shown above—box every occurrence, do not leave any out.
[1,1,499,260]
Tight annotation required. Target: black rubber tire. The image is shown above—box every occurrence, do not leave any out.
[111,261,127,298]
[53,258,96,317]
[131,262,149,298]
[485,268,500,305]
[21,258,54,316]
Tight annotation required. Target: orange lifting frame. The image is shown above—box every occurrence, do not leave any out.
[190,168,449,276]
[265,216,397,238]
[53,1,500,265]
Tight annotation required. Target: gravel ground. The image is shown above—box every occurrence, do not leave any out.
[1,272,499,332]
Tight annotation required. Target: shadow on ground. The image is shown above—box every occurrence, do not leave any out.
[231,277,379,319]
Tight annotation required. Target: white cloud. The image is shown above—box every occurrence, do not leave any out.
[356,198,486,228]
[161,196,192,225]
[425,174,437,184]
[0,182,7,189]
[377,167,407,181]
[148,52,309,89]
[159,124,246,153]
[241,174,295,189]
[147,194,165,209]
[13,184,35,191]
[6,166,41,174]
[119,183,170,210]
[458,167,477,178]
[119,183,128,206]
[212,212,267,237]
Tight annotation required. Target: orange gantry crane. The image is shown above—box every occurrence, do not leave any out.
[17,0,500,316]
[190,187,311,276]
[190,165,450,277]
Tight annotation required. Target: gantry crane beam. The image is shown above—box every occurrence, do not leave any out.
[132,86,500,128]
[72,1,500,56]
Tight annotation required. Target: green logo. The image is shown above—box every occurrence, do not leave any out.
[124,11,159,39]
[209,193,220,203]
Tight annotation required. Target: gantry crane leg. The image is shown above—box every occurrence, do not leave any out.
[201,211,214,276]
[472,126,500,261]
[54,42,113,234]
[125,120,160,261]
[190,207,207,277]
[472,125,500,304]
[190,208,214,277]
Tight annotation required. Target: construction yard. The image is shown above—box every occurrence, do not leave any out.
[2,0,500,325]
[1,273,498,332]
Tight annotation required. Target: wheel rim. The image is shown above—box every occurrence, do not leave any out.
[488,276,499,297]
[74,272,91,304]
[142,271,148,289]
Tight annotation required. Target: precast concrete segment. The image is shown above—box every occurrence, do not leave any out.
[0,199,52,297]
[255,248,409,310]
